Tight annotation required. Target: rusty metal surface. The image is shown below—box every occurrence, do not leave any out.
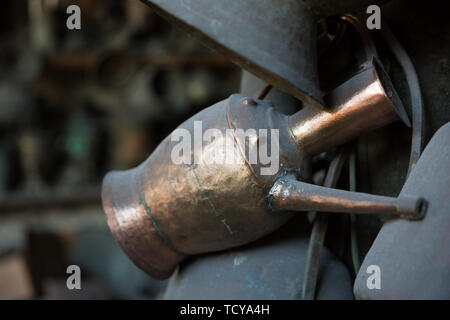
[354,122,450,299]
[140,0,323,108]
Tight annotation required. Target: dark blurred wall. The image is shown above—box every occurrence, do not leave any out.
[0,0,239,299]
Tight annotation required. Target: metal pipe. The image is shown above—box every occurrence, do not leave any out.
[288,58,411,157]
[269,174,426,220]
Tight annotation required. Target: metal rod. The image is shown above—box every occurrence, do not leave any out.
[349,150,361,274]
[255,83,272,100]
[269,175,426,220]
[300,151,348,300]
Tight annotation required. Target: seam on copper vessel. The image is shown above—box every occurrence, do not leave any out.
[136,172,181,253]
[225,97,264,187]
[286,114,307,158]
[190,169,235,235]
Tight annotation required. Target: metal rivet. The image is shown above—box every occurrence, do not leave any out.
[242,98,257,106]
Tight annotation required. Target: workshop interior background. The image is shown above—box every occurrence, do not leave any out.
[0,0,240,299]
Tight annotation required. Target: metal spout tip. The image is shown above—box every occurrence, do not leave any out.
[102,168,185,279]
[397,196,428,220]
[372,57,411,127]
[269,175,427,220]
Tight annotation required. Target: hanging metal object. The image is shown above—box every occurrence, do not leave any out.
[140,0,388,109]
[102,51,423,279]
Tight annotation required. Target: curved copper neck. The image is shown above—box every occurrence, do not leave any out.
[288,59,410,157]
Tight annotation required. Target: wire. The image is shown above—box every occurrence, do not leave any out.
[349,151,360,275]
[299,151,348,300]
[255,83,272,100]
[380,22,425,175]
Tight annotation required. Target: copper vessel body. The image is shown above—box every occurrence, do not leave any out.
[103,95,305,279]
[102,61,410,279]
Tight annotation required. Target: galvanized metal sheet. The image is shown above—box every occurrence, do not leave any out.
[140,0,323,108]
[162,216,354,299]
[354,122,450,299]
